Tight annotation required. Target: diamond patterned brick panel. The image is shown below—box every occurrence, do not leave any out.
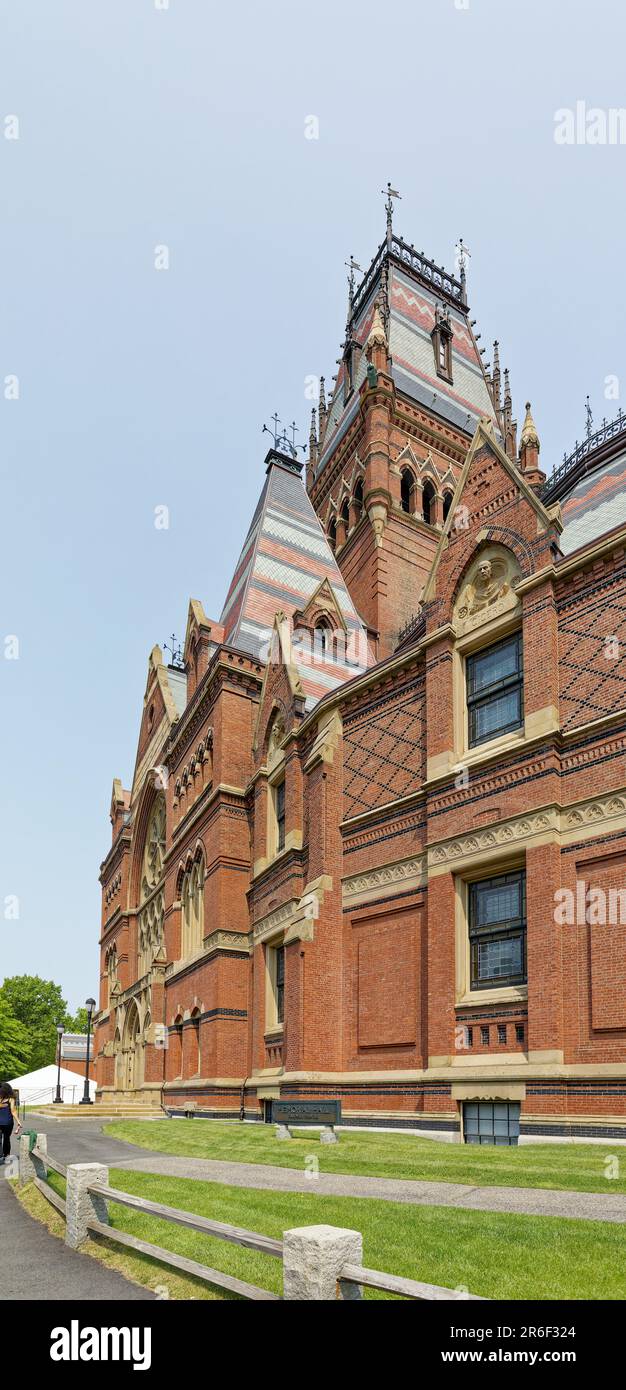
[558,582,626,729]
[343,682,425,819]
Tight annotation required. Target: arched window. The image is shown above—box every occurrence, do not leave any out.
[400,468,414,514]
[443,490,454,523]
[266,710,286,859]
[314,616,333,659]
[422,479,436,526]
[170,1016,183,1079]
[106,946,118,1006]
[340,497,349,528]
[181,854,204,959]
[353,477,364,520]
[190,1008,201,1075]
[328,517,337,551]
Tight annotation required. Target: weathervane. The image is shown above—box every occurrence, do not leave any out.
[381,182,401,245]
[455,237,471,290]
[585,394,593,440]
[163,633,184,670]
[262,413,305,459]
[345,253,363,302]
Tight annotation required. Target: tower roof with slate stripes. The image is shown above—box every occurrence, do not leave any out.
[219,449,374,708]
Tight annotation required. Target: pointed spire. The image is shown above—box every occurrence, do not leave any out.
[309,406,318,452]
[519,399,545,488]
[520,401,540,451]
[318,376,327,444]
[503,368,518,461]
[503,367,512,433]
[492,340,501,414]
[306,407,318,492]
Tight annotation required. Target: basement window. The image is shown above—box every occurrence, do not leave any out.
[464,1101,520,1147]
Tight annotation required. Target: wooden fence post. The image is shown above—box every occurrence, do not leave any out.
[282,1224,363,1300]
[65,1163,109,1249]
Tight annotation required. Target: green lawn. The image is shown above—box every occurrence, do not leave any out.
[45,1166,626,1300]
[104,1119,626,1195]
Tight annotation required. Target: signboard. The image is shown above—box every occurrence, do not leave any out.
[272,1099,341,1127]
[61,1034,89,1061]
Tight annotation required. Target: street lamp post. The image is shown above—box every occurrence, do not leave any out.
[53,1025,64,1103]
[79,997,96,1105]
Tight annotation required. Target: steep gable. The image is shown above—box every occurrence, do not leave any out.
[422,419,561,626]
[131,645,186,802]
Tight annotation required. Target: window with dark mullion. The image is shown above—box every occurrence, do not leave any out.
[275,945,285,1024]
[275,779,286,852]
[469,870,527,990]
[466,632,523,747]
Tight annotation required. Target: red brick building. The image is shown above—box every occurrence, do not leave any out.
[95,220,626,1144]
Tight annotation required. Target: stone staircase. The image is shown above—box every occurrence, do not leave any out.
[29,1102,164,1120]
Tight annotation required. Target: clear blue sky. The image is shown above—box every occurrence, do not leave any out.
[2,0,625,1011]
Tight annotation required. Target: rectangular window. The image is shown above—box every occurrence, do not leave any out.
[464,1101,520,1147]
[275,778,285,853]
[498,1024,507,1044]
[275,945,285,1025]
[469,870,527,991]
[516,1023,525,1045]
[480,1025,490,1046]
[466,1025,473,1047]
[466,632,524,748]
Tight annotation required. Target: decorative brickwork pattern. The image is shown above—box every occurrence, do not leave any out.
[558,573,626,729]
[343,681,425,819]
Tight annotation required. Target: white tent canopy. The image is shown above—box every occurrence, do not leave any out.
[9,1064,96,1106]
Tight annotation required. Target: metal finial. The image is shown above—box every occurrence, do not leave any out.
[455,237,471,291]
[163,634,184,670]
[381,182,401,245]
[345,253,363,311]
[262,412,304,458]
[585,394,593,440]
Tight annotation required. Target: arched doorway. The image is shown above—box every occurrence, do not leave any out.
[124,1001,142,1091]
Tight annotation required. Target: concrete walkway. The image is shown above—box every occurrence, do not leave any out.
[0,1167,153,1301]
[28,1113,626,1225]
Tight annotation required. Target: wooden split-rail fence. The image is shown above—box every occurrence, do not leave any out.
[18,1132,486,1303]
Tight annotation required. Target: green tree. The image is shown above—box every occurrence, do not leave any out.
[0,995,31,1076]
[0,976,68,1070]
[64,1005,90,1033]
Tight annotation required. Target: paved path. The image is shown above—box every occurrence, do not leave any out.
[0,1165,153,1301]
[28,1114,626,1225]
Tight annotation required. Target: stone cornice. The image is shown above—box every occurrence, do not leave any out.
[342,853,427,906]
[341,789,425,833]
[253,898,299,943]
[428,806,559,873]
[427,788,626,874]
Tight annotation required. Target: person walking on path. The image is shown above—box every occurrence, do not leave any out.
[0,1083,22,1165]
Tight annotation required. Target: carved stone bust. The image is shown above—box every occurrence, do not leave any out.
[454,547,520,633]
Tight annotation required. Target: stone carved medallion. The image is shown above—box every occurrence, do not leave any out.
[453,546,521,636]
